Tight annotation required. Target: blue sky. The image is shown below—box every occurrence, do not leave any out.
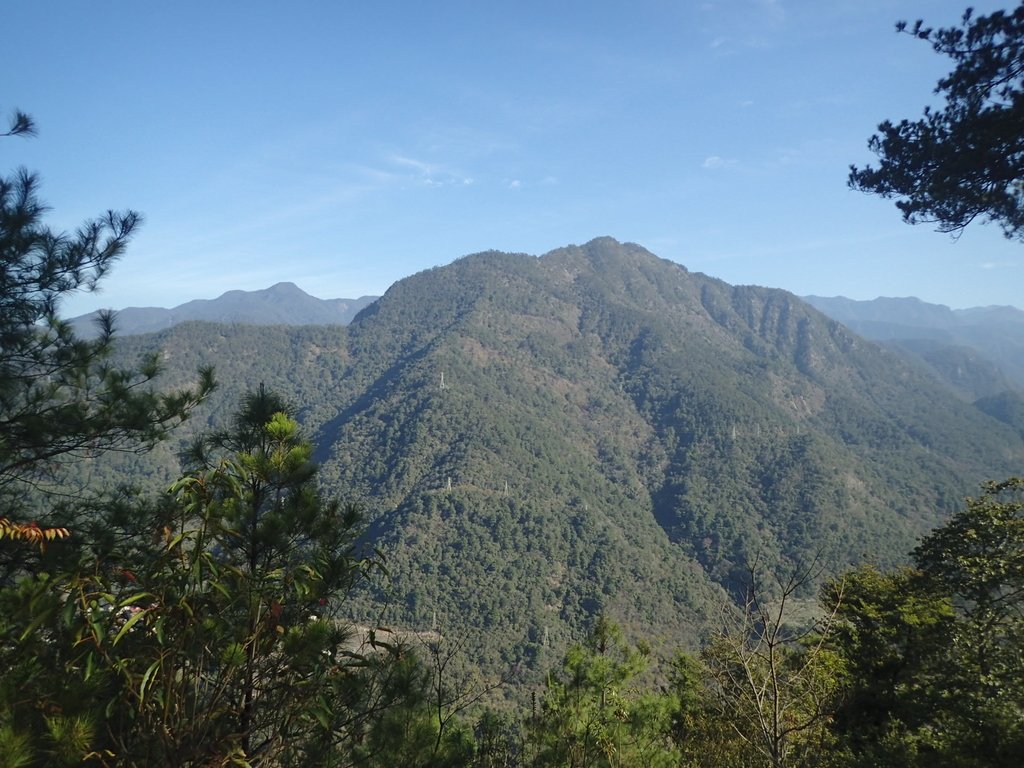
[3,0,1021,315]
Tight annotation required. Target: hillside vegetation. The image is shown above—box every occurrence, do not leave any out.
[92,238,1023,675]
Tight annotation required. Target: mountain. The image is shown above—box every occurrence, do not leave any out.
[92,238,1024,677]
[68,282,378,337]
[803,295,1024,395]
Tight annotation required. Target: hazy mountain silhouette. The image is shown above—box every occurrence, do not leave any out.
[69,282,378,337]
[804,295,1024,394]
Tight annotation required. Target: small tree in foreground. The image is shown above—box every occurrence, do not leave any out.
[528,616,679,768]
[826,478,1024,767]
[0,107,214,546]
[700,559,844,768]
[0,390,441,766]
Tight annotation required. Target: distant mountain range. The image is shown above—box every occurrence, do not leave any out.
[68,282,378,337]
[69,274,1024,402]
[88,238,1024,675]
[803,295,1024,396]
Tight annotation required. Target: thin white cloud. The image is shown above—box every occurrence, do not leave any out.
[385,152,474,187]
[702,155,737,170]
[389,154,435,175]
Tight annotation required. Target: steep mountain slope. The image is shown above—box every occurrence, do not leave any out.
[803,295,1024,393]
[100,239,1024,675]
[69,282,377,337]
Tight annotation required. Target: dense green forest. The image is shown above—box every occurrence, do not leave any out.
[34,237,1015,708]
[5,381,1023,765]
[5,214,1023,765]
[85,239,1022,675]
[9,237,1017,766]
[5,2,1024,760]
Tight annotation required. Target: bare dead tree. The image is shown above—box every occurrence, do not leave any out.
[702,554,845,768]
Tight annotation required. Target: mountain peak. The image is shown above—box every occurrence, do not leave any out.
[69,283,377,337]
[545,236,653,262]
[264,281,308,296]
[82,238,1024,675]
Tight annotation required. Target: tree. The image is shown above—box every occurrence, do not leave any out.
[527,616,679,768]
[0,108,214,534]
[0,390,437,766]
[822,566,955,767]
[666,651,757,768]
[700,559,844,768]
[0,117,456,765]
[825,480,1024,767]
[848,4,1024,240]
[414,629,505,767]
[0,107,217,764]
[912,477,1024,764]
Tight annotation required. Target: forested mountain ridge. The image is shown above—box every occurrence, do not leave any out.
[68,281,376,338]
[102,237,1024,676]
[804,294,1024,394]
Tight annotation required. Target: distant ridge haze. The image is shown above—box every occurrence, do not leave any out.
[803,295,1024,392]
[802,295,1024,329]
[69,282,378,337]
[66,253,1024,394]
